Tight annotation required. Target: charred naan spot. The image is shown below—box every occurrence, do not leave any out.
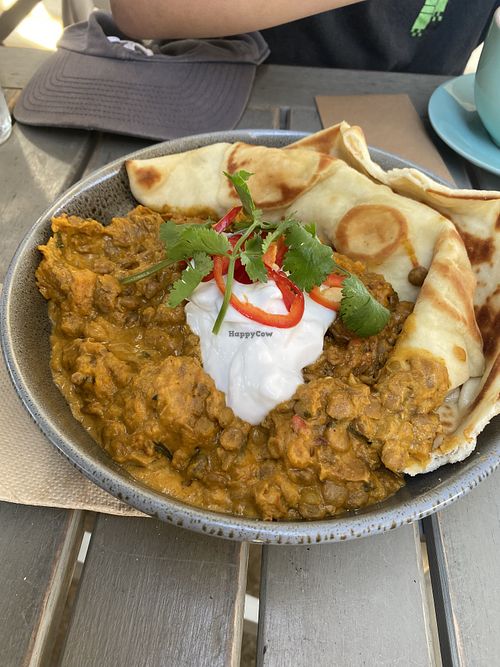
[432,259,474,306]
[226,143,243,178]
[475,295,500,359]
[225,143,334,209]
[453,345,467,362]
[458,229,495,265]
[496,214,500,231]
[425,260,482,349]
[437,403,458,433]
[131,165,162,190]
[335,204,407,262]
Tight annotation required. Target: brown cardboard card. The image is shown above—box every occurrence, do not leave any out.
[315,94,452,182]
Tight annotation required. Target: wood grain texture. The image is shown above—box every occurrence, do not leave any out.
[60,515,247,667]
[257,524,436,667]
[81,133,153,178]
[237,106,279,131]
[0,505,84,667]
[0,46,51,89]
[252,65,450,119]
[424,465,500,667]
[289,106,322,133]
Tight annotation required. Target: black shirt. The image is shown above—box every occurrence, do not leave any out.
[261,0,500,75]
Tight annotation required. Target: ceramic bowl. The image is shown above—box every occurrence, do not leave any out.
[1,130,498,544]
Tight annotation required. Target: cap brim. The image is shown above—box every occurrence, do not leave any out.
[14,50,256,141]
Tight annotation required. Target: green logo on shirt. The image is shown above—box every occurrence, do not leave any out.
[411,0,449,36]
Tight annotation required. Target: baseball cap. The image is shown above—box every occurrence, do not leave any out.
[14,11,270,141]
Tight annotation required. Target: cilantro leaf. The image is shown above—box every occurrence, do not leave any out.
[282,222,335,292]
[261,217,295,254]
[167,253,213,307]
[339,274,391,337]
[159,219,182,250]
[187,227,231,255]
[224,170,259,219]
[240,236,268,283]
[159,220,230,262]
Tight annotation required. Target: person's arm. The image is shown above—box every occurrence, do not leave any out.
[110,0,364,39]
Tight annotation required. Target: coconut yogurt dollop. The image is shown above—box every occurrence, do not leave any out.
[185,279,335,424]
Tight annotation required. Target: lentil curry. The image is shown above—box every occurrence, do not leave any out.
[36,206,450,521]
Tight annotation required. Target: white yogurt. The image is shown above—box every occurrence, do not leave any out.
[185,279,335,424]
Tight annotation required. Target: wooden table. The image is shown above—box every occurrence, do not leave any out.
[0,47,499,667]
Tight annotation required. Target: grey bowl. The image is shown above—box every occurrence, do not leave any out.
[1,129,499,544]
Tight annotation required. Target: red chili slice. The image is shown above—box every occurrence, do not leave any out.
[262,235,287,269]
[325,272,346,288]
[212,206,242,233]
[308,286,340,311]
[213,259,304,328]
[275,235,287,267]
[308,272,345,311]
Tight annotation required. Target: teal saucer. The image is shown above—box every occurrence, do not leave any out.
[428,73,500,176]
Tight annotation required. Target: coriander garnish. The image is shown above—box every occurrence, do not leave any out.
[121,170,391,337]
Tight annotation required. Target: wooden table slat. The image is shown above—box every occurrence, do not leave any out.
[60,515,248,667]
[0,46,51,89]
[257,524,437,666]
[80,133,154,178]
[237,106,280,131]
[251,65,450,119]
[0,505,85,667]
[424,460,500,665]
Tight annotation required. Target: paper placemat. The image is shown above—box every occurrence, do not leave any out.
[316,93,452,182]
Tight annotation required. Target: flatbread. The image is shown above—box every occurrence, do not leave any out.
[288,123,499,473]
[125,124,499,475]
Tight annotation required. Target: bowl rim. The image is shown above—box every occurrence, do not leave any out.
[1,128,498,544]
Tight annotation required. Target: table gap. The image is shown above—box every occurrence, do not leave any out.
[279,107,291,130]
[46,512,98,667]
[418,522,444,667]
[46,518,260,667]
[69,132,100,186]
[422,515,460,667]
[240,543,262,666]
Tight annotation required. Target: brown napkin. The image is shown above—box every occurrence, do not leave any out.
[0,295,144,516]
[315,93,452,182]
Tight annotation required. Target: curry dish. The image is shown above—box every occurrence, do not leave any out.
[36,206,450,521]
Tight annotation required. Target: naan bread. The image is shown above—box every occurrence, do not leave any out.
[125,124,499,475]
[288,123,499,473]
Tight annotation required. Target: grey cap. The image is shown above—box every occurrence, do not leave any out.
[14,11,270,140]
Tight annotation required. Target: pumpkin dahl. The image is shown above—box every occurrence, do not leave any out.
[36,206,449,520]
